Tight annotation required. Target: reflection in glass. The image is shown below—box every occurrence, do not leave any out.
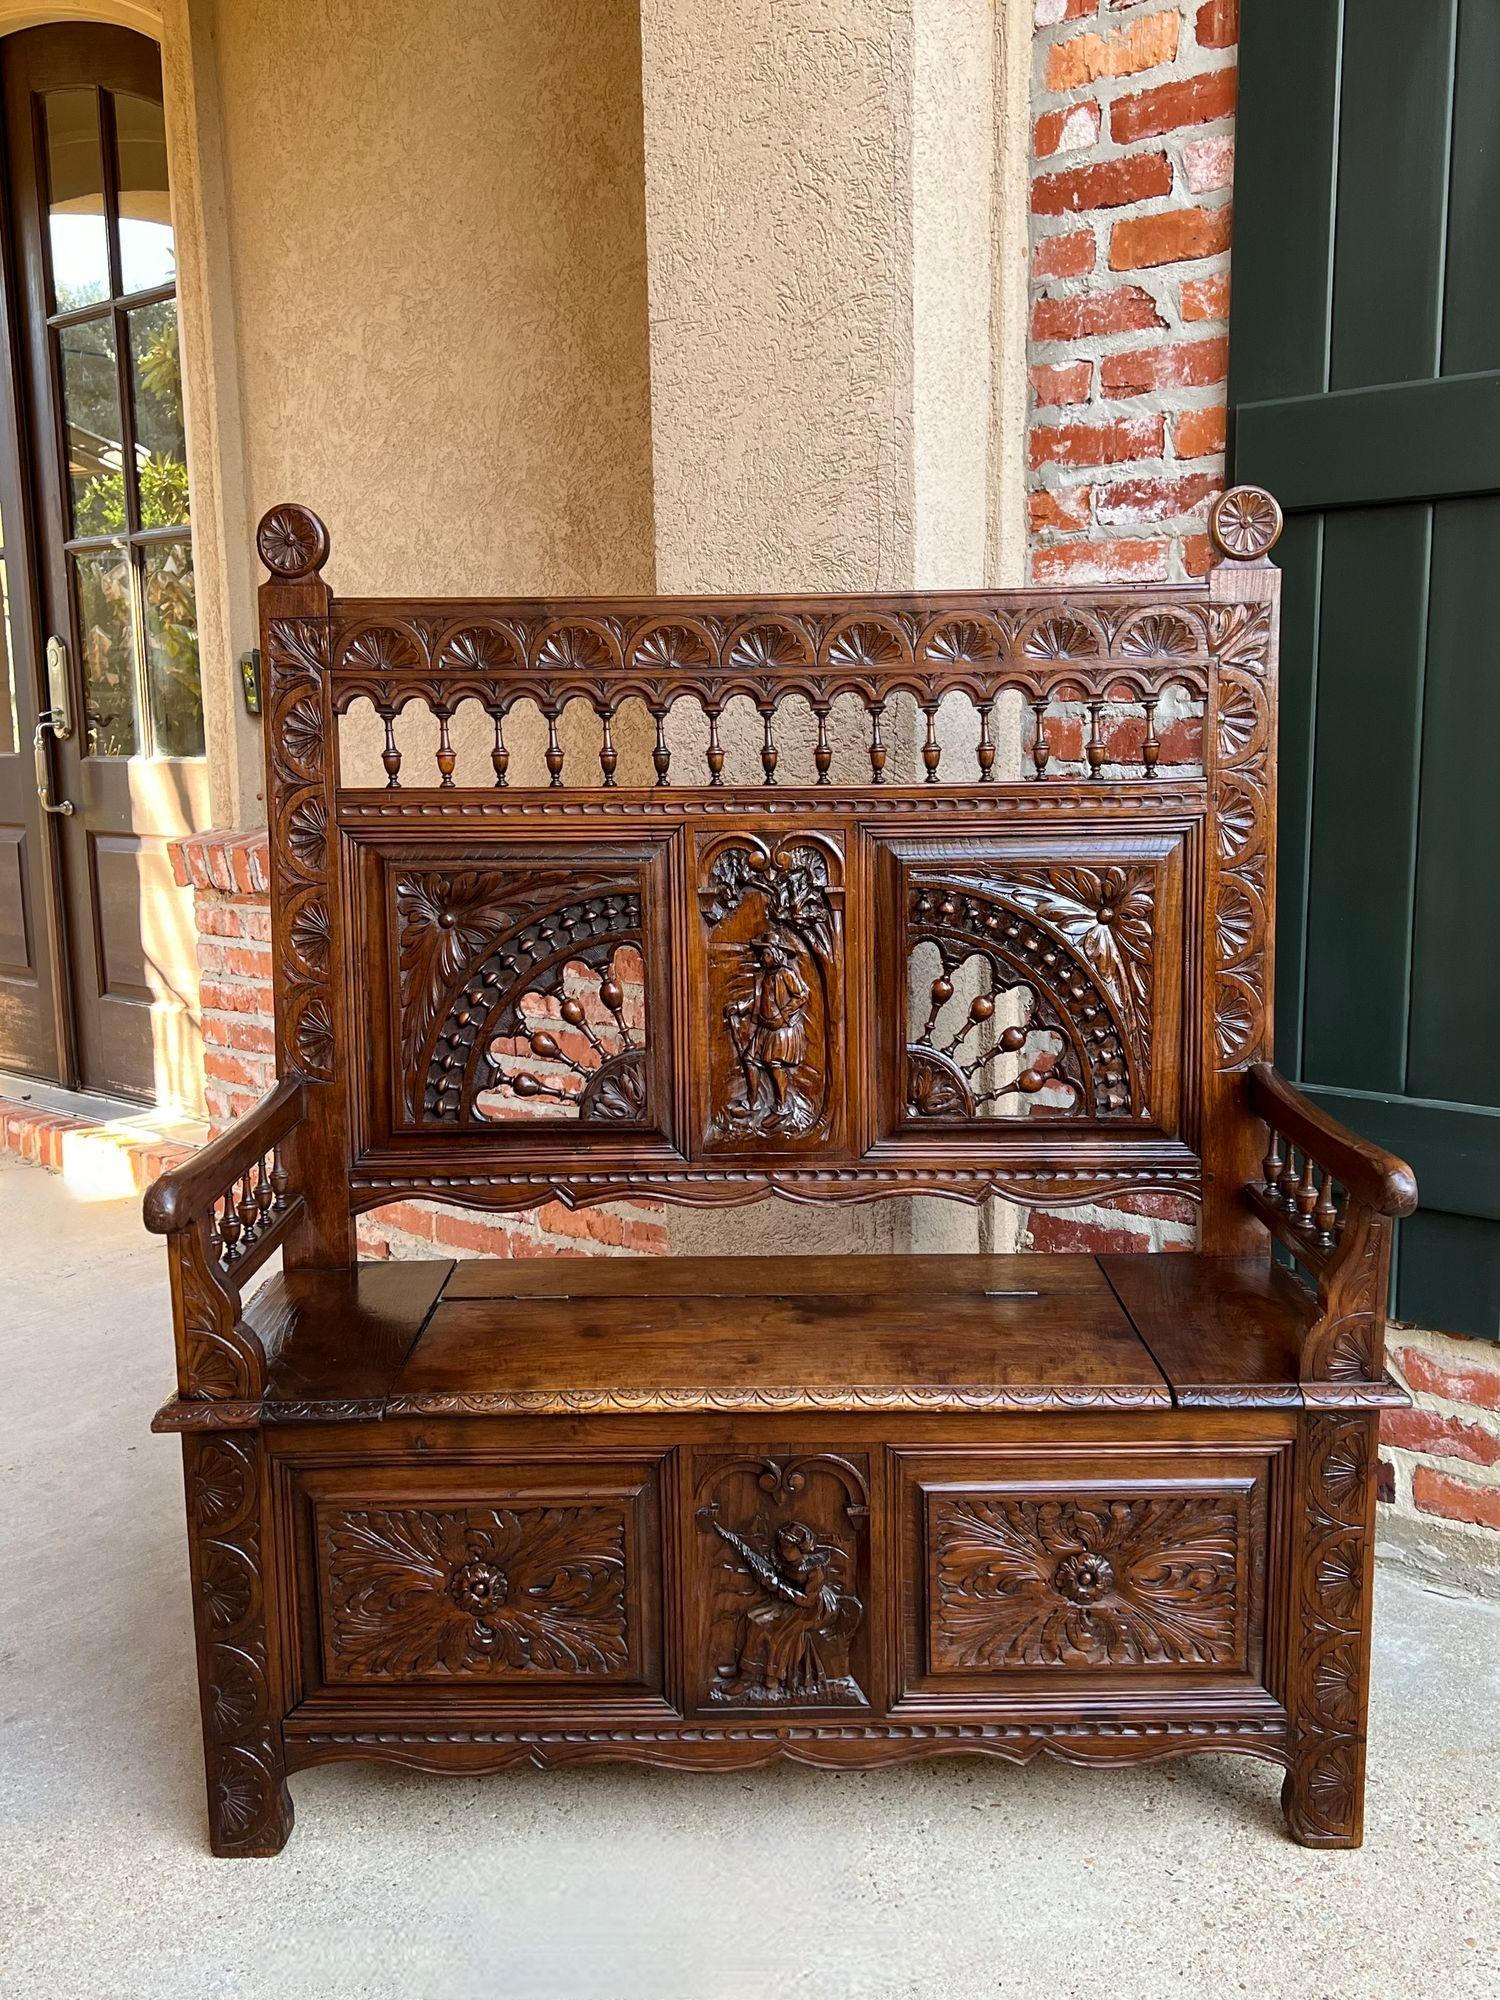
[0,556,15,759]
[128,301,188,526]
[114,93,174,295]
[59,316,124,536]
[143,540,202,756]
[44,89,109,310]
[75,548,137,755]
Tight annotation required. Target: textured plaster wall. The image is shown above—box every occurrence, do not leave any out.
[208,0,655,610]
[639,0,1031,1255]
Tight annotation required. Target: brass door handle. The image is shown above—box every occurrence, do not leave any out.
[33,711,74,815]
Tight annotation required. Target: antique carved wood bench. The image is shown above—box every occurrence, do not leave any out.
[147,488,1416,1855]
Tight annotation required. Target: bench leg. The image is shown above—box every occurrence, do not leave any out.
[181,1432,294,1857]
[1282,1412,1378,1848]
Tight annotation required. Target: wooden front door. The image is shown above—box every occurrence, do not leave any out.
[0,24,207,1103]
[1230,0,1500,1338]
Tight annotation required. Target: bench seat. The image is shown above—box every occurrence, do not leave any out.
[153,1252,1403,1430]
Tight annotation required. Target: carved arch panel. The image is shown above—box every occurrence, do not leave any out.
[350,837,677,1146]
[874,834,1188,1144]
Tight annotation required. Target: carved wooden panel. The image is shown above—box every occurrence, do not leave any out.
[1283,1414,1376,1845]
[317,1500,631,1682]
[878,835,1185,1139]
[895,1449,1273,1698]
[927,1492,1246,1672]
[692,830,845,1152]
[351,838,674,1144]
[690,1452,870,1711]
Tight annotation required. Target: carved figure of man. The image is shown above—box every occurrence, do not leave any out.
[710,1517,859,1700]
[723,935,811,1129]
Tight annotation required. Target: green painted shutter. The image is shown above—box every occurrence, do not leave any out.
[1230,0,1500,1337]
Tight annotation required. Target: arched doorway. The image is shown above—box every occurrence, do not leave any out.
[0,19,207,1103]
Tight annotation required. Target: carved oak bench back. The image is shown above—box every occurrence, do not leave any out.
[253,488,1283,1262]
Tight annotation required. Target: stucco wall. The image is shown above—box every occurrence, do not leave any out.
[205,0,656,815]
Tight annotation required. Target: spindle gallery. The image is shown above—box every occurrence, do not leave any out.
[145,486,1416,1854]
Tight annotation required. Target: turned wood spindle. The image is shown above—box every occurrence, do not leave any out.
[544,705,565,787]
[813,704,832,784]
[489,709,509,788]
[254,1159,274,1220]
[1085,698,1106,780]
[1296,1155,1319,1225]
[1141,694,1160,778]
[434,705,456,788]
[976,701,996,783]
[759,703,778,785]
[868,701,887,784]
[598,706,618,786]
[1031,696,1051,779]
[651,707,671,786]
[377,705,401,788]
[1278,1146,1301,1208]
[1314,1174,1340,1246]
[920,704,941,784]
[269,1145,289,1209]
[1262,1132,1284,1198]
[217,1192,242,1262]
[705,706,725,785]
[236,1172,259,1241]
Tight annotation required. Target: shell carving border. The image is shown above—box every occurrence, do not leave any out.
[1206,602,1274,1072]
[326,598,1215,714]
[267,619,336,1082]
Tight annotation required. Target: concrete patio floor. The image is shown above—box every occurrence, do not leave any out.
[1,1157,1496,2000]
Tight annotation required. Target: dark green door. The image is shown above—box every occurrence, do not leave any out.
[1230,0,1500,1337]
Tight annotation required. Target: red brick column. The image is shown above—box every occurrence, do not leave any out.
[1029,0,1235,586]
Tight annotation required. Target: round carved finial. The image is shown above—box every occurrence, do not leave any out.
[1209,485,1283,564]
[256,504,330,580]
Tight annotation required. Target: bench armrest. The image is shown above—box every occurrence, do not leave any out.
[144,1078,309,1404]
[1245,1064,1417,1218]
[1243,1063,1418,1385]
[144,1076,307,1237]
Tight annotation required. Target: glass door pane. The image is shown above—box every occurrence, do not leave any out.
[43,88,109,310]
[113,91,173,295]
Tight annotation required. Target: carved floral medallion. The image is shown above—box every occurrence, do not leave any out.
[319,1503,630,1679]
[929,1494,1245,1672]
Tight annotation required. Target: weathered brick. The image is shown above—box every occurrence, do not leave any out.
[1045,10,1179,92]
[1035,99,1101,159]
[1030,359,1093,407]
[1382,1406,1500,1469]
[1033,536,1172,585]
[1027,1213,1147,1256]
[198,977,266,1015]
[1029,484,1093,534]
[1183,134,1234,192]
[1094,470,1221,526]
[1394,1342,1500,1412]
[1031,285,1164,342]
[1181,271,1230,321]
[1035,0,1095,23]
[1032,151,1173,217]
[1110,66,1235,144]
[1411,1465,1500,1532]
[221,1016,276,1056]
[1182,532,1214,576]
[1172,403,1227,458]
[1109,203,1232,271]
[1100,335,1228,396]
[1195,0,1238,50]
[1032,227,1097,281]
[1029,412,1164,470]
